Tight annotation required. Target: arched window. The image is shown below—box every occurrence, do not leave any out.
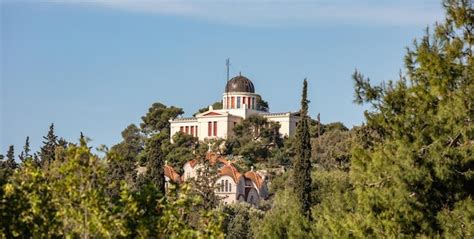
[225,180,228,192]
[221,180,224,192]
[229,182,232,192]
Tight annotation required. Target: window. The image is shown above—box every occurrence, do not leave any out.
[190,126,194,136]
[252,97,256,109]
[237,96,241,108]
[185,126,189,134]
[247,97,251,109]
[195,126,198,137]
[221,180,225,192]
[213,121,217,136]
[231,97,235,109]
[242,97,246,106]
[180,126,184,132]
[225,180,228,192]
[208,122,212,136]
[229,182,232,192]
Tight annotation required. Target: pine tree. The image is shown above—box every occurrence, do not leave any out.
[107,124,143,198]
[40,123,58,167]
[18,136,31,162]
[321,0,474,236]
[1,146,17,204]
[1,145,17,176]
[145,135,165,195]
[293,79,313,218]
[6,146,15,166]
[57,137,68,149]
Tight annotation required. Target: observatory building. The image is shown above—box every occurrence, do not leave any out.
[169,75,300,141]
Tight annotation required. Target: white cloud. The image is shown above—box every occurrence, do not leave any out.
[57,0,445,27]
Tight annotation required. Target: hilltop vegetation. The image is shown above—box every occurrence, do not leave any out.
[1,0,473,237]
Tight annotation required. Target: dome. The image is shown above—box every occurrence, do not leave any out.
[225,75,255,93]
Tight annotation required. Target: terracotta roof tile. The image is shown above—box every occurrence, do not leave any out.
[244,171,264,189]
[164,165,181,183]
[219,164,242,183]
[186,152,228,168]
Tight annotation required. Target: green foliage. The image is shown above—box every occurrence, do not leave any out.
[162,132,197,173]
[255,95,269,112]
[292,79,313,218]
[157,184,225,238]
[145,134,166,195]
[1,135,226,238]
[2,2,472,238]
[111,124,144,162]
[437,197,474,238]
[227,115,283,165]
[48,143,128,237]
[221,203,264,239]
[323,122,349,133]
[310,120,348,138]
[39,123,58,167]
[140,102,183,135]
[18,136,31,162]
[310,170,356,238]
[6,145,15,164]
[322,1,474,236]
[312,128,354,171]
[107,124,144,197]
[255,189,310,238]
[0,146,17,193]
[1,161,59,238]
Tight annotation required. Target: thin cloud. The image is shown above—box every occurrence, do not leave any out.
[54,0,445,27]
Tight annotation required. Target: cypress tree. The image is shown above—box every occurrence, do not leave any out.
[145,135,165,195]
[40,123,58,167]
[293,79,312,218]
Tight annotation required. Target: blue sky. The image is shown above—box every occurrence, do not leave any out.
[1,0,444,154]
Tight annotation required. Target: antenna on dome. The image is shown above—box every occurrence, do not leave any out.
[226,58,230,82]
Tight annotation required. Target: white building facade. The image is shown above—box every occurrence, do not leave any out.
[169,75,300,141]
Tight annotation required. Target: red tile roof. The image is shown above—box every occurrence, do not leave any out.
[219,164,242,183]
[244,171,264,189]
[186,152,228,168]
[164,165,181,183]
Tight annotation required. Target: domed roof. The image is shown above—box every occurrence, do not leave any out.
[225,75,255,93]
